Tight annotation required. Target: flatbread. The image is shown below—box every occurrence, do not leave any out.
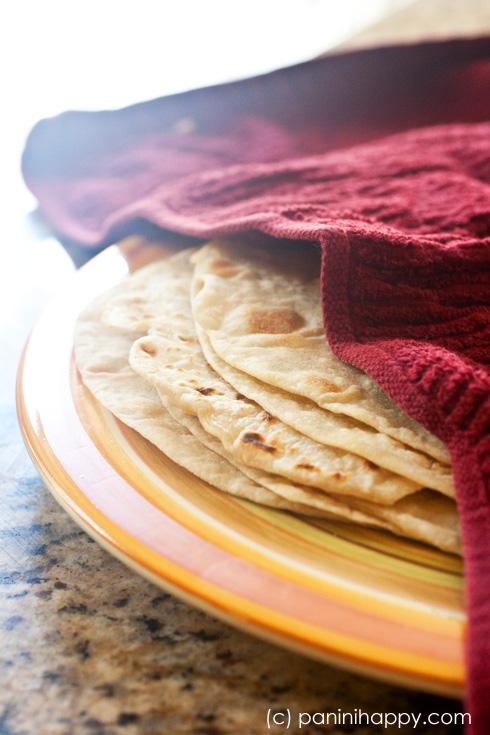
[75,243,460,554]
[130,330,426,505]
[163,389,461,555]
[190,240,451,466]
[105,248,453,498]
[74,288,346,516]
[118,251,433,505]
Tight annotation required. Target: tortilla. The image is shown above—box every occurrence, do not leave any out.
[75,242,460,554]
[78,266,427,532]
[74,288,346,516]
[130,330,427,505]
[106,248,453,498]
[162,388,461,555]
[190,240,451,467]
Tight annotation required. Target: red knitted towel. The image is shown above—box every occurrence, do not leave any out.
[22,37,490,734]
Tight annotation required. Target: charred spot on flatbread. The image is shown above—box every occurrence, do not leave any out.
[241,432,277,453]
[244,306,306,334]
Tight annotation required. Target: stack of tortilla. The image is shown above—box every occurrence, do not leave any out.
[74,237,460,554]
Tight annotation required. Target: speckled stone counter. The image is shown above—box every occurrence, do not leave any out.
[0,420,465,735]
[5,1,490,733]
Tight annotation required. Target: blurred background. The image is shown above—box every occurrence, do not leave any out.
[2,1,413,212]
[1,0,416,349]
[4,0,490,223]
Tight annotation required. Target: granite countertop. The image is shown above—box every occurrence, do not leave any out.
[0,412,465,735]
[4,1,490,733]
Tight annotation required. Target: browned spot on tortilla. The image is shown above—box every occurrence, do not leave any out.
[235,393,246,400]
[331,472,345,481]
[241,432,277,453]
[296,462,318,471]
[259,411,274,422]
[196,387,215,396]
[363,459,379,471]
[305,374,343,394]
[245,307,305,334]
[141,343,157,357]
[209,258,240,278]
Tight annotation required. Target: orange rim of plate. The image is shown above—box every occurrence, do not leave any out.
[16,236,465,698]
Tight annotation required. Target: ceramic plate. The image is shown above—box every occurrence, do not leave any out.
[17,237,465,697]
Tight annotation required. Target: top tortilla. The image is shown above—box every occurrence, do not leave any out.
[190,240,450,466]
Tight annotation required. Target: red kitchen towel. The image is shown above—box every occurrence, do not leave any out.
[22,37,490,733]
